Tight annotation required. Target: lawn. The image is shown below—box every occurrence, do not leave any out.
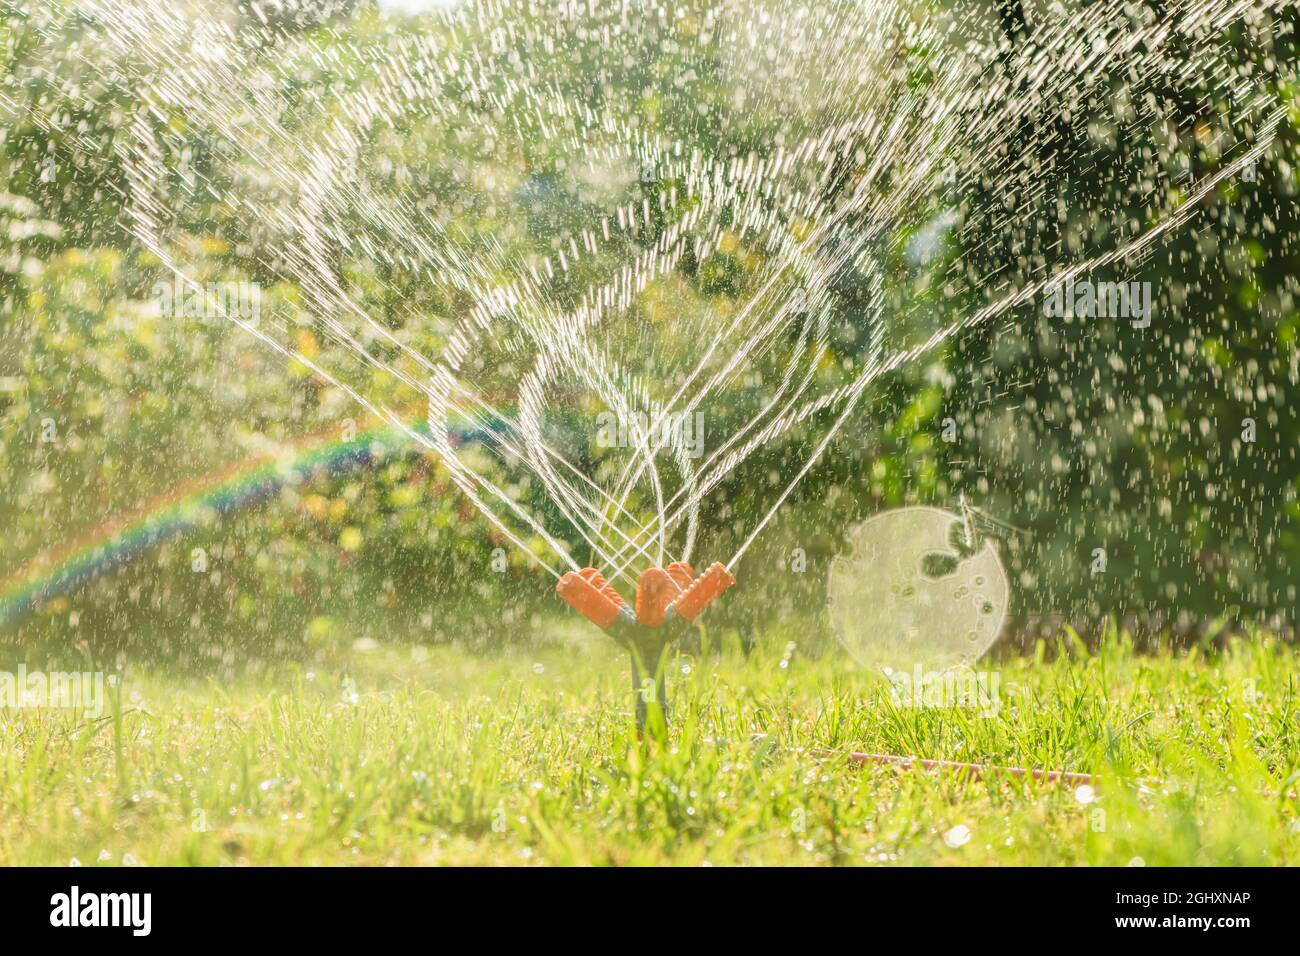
[1,625,1297,866]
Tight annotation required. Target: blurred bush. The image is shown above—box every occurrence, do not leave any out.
[1,1,1295,661]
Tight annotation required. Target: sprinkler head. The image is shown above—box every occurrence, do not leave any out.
[555,561,735,736]
[671,562,735,622]
[634,567,676,626]
[556,561,734,632]
[555,567,625,629]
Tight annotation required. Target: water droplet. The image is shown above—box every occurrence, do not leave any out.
[943,824,972,848]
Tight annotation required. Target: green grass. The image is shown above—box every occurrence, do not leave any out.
[1,625,1298,865]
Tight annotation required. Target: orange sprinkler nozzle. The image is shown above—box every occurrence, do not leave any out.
[556,567,624,629]
[635,567,677,627]
[579,567,625,608]
[665,561,694,592]
[671,562,736,622]
[639,561,695,626]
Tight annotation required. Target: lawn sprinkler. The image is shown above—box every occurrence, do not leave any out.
[556,562,735,735]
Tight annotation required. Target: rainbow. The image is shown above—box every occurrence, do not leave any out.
[0,415,490,630]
